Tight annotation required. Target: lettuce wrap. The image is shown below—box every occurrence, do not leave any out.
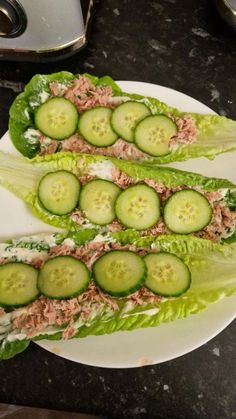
[8,71,236,163]
[0,150,236,243]
[0,230,236,360]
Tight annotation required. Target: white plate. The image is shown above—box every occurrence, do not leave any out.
[0,81,236,368]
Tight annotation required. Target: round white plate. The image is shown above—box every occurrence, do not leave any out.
[1,81,236,368]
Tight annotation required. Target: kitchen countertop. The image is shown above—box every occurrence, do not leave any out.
[0,1,236,418]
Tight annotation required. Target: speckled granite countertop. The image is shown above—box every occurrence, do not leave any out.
[0,1,236,418]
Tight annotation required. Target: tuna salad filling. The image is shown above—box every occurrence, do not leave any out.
[70,165,236,242]
[28,75,198,158]
[1,230,236,360]
[0,236,162,342]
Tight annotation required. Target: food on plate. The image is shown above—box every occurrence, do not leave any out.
[0,150,236,243]
[9,71,236,162]
[0,231,236,360]
[38,170,81,215]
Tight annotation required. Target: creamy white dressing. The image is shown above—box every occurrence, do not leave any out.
[92,233,116,244]
[24,108,30,120]
[6,331,27,342]
[62,238,76,248]
[0,245,47,263]
[0,312,12,326]
[54,82,69,96]
[42,137,52,146]
[87,160,115,180]
[38,91,50,103]
[24,128,41,144]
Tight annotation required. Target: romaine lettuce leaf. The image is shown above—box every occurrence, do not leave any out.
[0,233,236,359]
[0,150,235,236]
[8,71,236,163]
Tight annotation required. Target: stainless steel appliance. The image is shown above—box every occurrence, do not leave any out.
[0,0,94,61]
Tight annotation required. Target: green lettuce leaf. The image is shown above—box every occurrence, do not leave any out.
[0,339,30,360]
[0,150,235,235]
[8,71,236,162]
[1,233,236,360]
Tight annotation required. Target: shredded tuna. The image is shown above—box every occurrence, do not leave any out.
[169,114,198,148]
[50,242,75,256]
[79,174,95,185]
[0,257,9,265]
[111,167,137,188]
[39,135,59,156]
[61,135,148,161]
[0,308,5,318]
[62,324,76,340]
[202,190,224,204]
[49,81,69,97]
[71,208,88,225]
[74,241,111,268]
[144,179,169,194]
[31,256,48,269]
[141,218,168,237]
[196,201,236,242]
[63,76,114,113]
[12,281,119,339]
[108,220,124,232]
[128,287,162,305]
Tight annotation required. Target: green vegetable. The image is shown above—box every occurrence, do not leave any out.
[38,256,90,299]
[78,107,118,147]
[38,170,81,215]
[79,179,121,225]
[134,114,177,156]
[9,71,236,162]
[144,253,191,296]
[35,97,78,140]
[111,101,151,142]
[93,250,146,296]
[163,189,213,234]
[115,184,161,230]
[0,262,39,307]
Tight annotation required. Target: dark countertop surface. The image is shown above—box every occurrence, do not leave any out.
[0,1,236,418]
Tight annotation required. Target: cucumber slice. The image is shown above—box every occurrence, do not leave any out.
[144,253,191,297]
[35,97,78,140]
[134,114,177,157]
[78,107,118,147]
[38,170,80,216]
[111,101,151,143]
[115,184,161,230]
[79,179,121,225]
[164,189,212,234]
[0,262,39,307]
[93,250,146,297]
[38,256,90,299]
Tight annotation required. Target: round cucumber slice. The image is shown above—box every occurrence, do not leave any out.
[35,97,78,140]
[144,253,191,297]
[38,256,90,299]
[134,114,177,157]
[111,101,151,143]
[115,184,161,230]
[78,107,118,147]
[163,189,212,234]
[79,179,121,225]
[93,250,146,297]
[0,262,39,307]
[38,170,81,216]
